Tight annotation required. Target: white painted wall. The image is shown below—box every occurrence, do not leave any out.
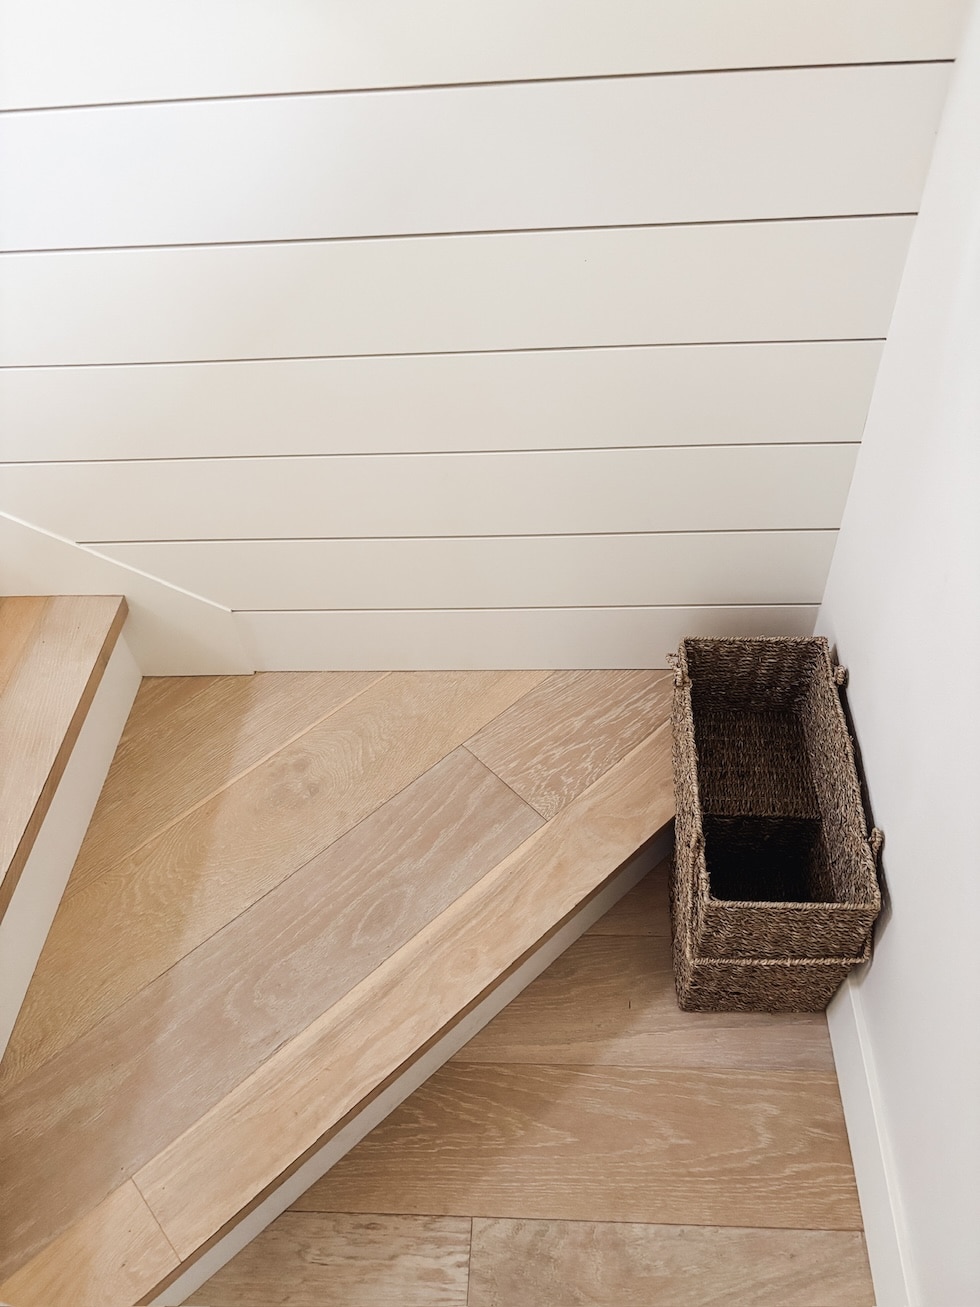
[0,2,965,670]
[817,5,980,1301]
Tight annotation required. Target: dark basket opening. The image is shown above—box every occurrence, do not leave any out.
[703,814,828,903]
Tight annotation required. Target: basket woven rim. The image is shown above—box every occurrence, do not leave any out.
[674,909,872,970]
[673,634,881,915]
[701,896,879,910]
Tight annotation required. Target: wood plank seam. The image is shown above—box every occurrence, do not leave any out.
[132,1178,183,1265]
[2,672,550,1091]
[136,840,666,1306]
[132,725,673,1261]
[63,670,391,896]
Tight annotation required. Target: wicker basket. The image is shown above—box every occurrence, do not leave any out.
[669,636,881,1011]
[670,871,872,1013]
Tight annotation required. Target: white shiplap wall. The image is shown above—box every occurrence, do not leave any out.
[0,1,966,670]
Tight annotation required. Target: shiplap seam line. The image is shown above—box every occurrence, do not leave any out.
[83,529,840,545]
[0,212,919,258]
[2,445,860,467]
[3,443,860,471]
[0,339,888,371]
[0,57,953,116]
[231,603,827,615]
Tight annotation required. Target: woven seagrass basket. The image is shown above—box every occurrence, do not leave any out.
[669,636,881,1012]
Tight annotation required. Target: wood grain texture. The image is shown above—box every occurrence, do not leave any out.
[67,670,383,897]
[0,594,126,917]
[2,65,949,250]
[0,218,913,367]
[184,1212,471,1306]
[133,726,674,1258]
[452,934,834,1072]
[0,446,860,543]
[294,1061,861,1230]
[0,749,540,1279]
[584,862,671,936]
[0,595,44,693]
[0,341,884,461]
[468,1218,875,1307]
[466,669,671,818]
[1,670,546,1083]
[0,1181,177,1307]
[2,0,967,110]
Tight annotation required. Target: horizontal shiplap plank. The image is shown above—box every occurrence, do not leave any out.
[0,447,857,541]
[0,218,913,367]
[0,66,949,251]
[0,0,967,111]
[235,606,818,670]
[0,342,883,461]
[98,532,837,610]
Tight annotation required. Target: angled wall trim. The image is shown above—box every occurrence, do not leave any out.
[0,512,253,674]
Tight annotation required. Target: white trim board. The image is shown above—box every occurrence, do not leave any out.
[0,513,252,675]
[0,218,914,367]
[1,0,967,111]
[1,65,949,251]
[0,446,859,543]
[236,605,819,671]
[0,634,142,1061]
[0,341,884,462]
[98,532,836,612]
[827,977,910,1307]
[149,828,674,1305]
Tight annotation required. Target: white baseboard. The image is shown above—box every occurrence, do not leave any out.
[0,635,142,1061]
[150,827,673,1306]
[827,976,911,1307]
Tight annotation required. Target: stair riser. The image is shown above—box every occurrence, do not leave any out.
[0,636,140,1060]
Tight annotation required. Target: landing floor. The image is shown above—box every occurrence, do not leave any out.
[191,860,872,1306]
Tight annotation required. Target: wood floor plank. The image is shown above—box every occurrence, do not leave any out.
[467,1218,874,1307]
[67,670,384,897]
[1,669,548,1084]
[133,726,674,1259]
[0,749,541,1280]
[0,593,126,916]
[183,1212,471,1307]
[466,669,672,818]
[452,933,834,1072]
[585,860,671,936]
[0,1181,178,1307]
[0,595,45,694]
[294,1062,861,1231]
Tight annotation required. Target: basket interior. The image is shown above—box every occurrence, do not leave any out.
[687,640,842,905]
[703,814,824,903]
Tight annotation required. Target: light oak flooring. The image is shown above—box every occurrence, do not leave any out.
[187,863,873,1307]
[0,594,126,919]
[0,668,678,1302]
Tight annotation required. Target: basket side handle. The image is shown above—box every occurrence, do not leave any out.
[666,651,688,688]
[833,662,849,687]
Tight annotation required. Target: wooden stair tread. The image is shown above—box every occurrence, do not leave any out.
[0,669,674,1306]
[0,595,127,920]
